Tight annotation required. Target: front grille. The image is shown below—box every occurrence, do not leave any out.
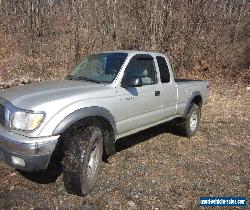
[0,104,5,126]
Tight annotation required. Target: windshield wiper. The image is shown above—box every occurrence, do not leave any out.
[66,75,110,84]
[65,75,74,80]
[74,76,101,84]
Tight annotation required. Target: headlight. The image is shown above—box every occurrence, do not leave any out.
[10,111,45,131]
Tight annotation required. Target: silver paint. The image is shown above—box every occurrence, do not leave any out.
[0,50,209,170]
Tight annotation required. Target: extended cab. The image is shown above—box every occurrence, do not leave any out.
[0,51,209,195]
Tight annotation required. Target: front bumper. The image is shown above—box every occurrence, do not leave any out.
[0,126,59,171]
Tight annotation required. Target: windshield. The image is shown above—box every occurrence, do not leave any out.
[68,53,128,83]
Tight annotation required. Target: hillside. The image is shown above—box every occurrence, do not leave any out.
[0,1,249,85]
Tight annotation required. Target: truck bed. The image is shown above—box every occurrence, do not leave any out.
[175,78,204,83]
[175,78,209,115]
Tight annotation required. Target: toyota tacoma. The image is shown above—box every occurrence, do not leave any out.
[0,51,209,196]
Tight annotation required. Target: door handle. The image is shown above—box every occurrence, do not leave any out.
[155,91,160,96]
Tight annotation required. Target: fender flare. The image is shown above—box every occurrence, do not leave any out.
[53,106,117,136]
[184,91,202,115]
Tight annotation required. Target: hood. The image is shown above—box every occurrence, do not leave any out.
[0,80,110,110]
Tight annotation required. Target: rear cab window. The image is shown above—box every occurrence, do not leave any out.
[156,56,170,83]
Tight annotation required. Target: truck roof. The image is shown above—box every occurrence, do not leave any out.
[100,50,166,57]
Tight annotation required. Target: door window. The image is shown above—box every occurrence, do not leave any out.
[123,55,157,85]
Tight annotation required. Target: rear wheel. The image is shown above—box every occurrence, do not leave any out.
[63,125,103,196]
[179,103,201,137]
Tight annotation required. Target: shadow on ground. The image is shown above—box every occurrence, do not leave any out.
[18,119,183,184]
[115,119,183,152]
[18,150,63,184]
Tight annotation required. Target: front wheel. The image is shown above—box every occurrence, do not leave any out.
[179,103,201,137]
[63,125,103,196]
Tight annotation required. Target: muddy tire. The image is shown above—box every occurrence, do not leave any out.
[63,125,103,196]
[179,104,200,137]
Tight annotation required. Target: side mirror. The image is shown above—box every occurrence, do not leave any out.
[121,77,143,88]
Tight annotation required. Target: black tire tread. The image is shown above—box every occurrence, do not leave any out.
[62,125,103,196]
[179,103,200,138]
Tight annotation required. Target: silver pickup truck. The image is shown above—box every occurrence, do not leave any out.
[0,50,208,195]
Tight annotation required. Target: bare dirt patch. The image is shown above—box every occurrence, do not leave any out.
[0,83,249,209]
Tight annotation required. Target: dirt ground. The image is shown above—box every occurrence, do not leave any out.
[0,83,249,209]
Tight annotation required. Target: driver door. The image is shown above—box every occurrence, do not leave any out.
[115,54,164,135]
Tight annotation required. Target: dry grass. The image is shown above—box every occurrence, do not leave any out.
[0,83,249,209]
